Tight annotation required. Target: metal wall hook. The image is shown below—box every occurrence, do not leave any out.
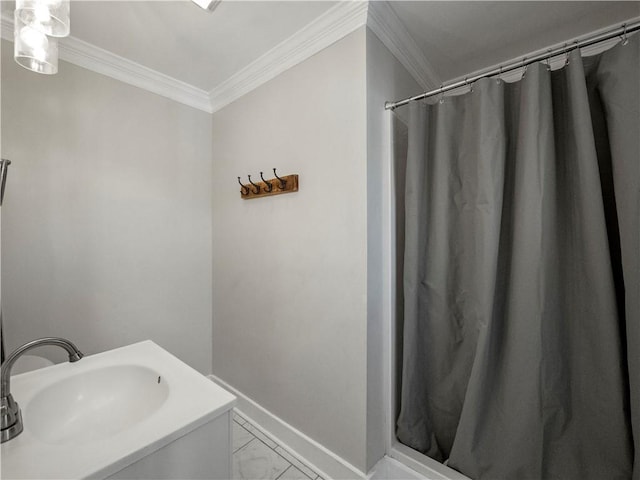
[247,175,260,194]
[260,171,273,192]
[273,168,287,190]
[237,176,250,196]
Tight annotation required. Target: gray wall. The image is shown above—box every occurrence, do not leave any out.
[0,40,214,373]
[211,29,368,471]
[365,28,421,470]
[210,25,422,473]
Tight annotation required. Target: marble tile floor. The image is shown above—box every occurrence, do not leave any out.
[232,410,325,480]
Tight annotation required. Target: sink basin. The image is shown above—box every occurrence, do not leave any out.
[25,365,169,444]
[1,340,236,479]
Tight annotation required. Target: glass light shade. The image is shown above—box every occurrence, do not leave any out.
[14,12,58,75]
[16,0,70,38]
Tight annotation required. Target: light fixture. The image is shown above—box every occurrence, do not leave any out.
[14,11,58,75]
[191,0,222,12]
[15,0,70,38]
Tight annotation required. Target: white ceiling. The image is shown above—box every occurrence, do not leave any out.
[2,1,638,106]
[68,1,337,91]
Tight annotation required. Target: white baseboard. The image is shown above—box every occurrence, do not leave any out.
[207,374,367,480]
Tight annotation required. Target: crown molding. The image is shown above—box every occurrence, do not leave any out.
[366,1,441,91]
[1,14,213,113]
[3,7,636,117]
[3,1,435,114]
[59,35,213,112]
[208,1,369,113]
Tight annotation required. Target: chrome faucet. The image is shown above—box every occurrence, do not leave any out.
[1,337,83,443]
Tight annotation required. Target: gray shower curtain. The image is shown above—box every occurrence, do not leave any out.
[397,36,639,480]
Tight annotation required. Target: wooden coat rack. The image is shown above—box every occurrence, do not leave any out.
[238,169,298,200]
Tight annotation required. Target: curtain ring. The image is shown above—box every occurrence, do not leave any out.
[465,77,473,93]
[621,24,629,46]
[545,49,552,71]
[496,66,503,84]
[438,84,445,104]
[521,57,527,79]
[564,45,570,67]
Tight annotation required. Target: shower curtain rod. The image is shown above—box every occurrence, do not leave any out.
[385,20,640,110]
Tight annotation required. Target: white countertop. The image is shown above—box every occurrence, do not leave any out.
[1,340,236,479]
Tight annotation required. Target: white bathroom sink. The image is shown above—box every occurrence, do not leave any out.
[1,340,236,479]
[26,365,170,444]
